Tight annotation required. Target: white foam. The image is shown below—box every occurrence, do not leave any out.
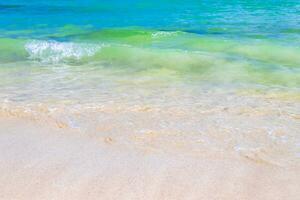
[25,40,103,63]
[151,31,179,38]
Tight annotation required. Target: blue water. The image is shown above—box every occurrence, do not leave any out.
[1,0,300,40]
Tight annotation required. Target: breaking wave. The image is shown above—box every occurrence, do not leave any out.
[25,40,104,63]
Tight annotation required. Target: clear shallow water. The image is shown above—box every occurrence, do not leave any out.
[0,0,300,167]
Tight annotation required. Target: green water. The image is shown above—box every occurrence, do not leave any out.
[0,28,300,89]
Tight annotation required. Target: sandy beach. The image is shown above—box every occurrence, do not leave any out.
[0,100,299,200]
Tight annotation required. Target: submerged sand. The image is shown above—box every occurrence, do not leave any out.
[0,115,299,200]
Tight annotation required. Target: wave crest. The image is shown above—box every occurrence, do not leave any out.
[25,40,103,63]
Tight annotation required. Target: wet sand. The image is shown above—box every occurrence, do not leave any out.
[0,116,299,200]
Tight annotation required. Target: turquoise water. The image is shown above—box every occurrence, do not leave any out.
[0,0,299,100]
[1,0,300,38]
[0,1,300,87]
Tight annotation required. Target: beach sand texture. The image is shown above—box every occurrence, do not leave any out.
[0,91,299,199]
